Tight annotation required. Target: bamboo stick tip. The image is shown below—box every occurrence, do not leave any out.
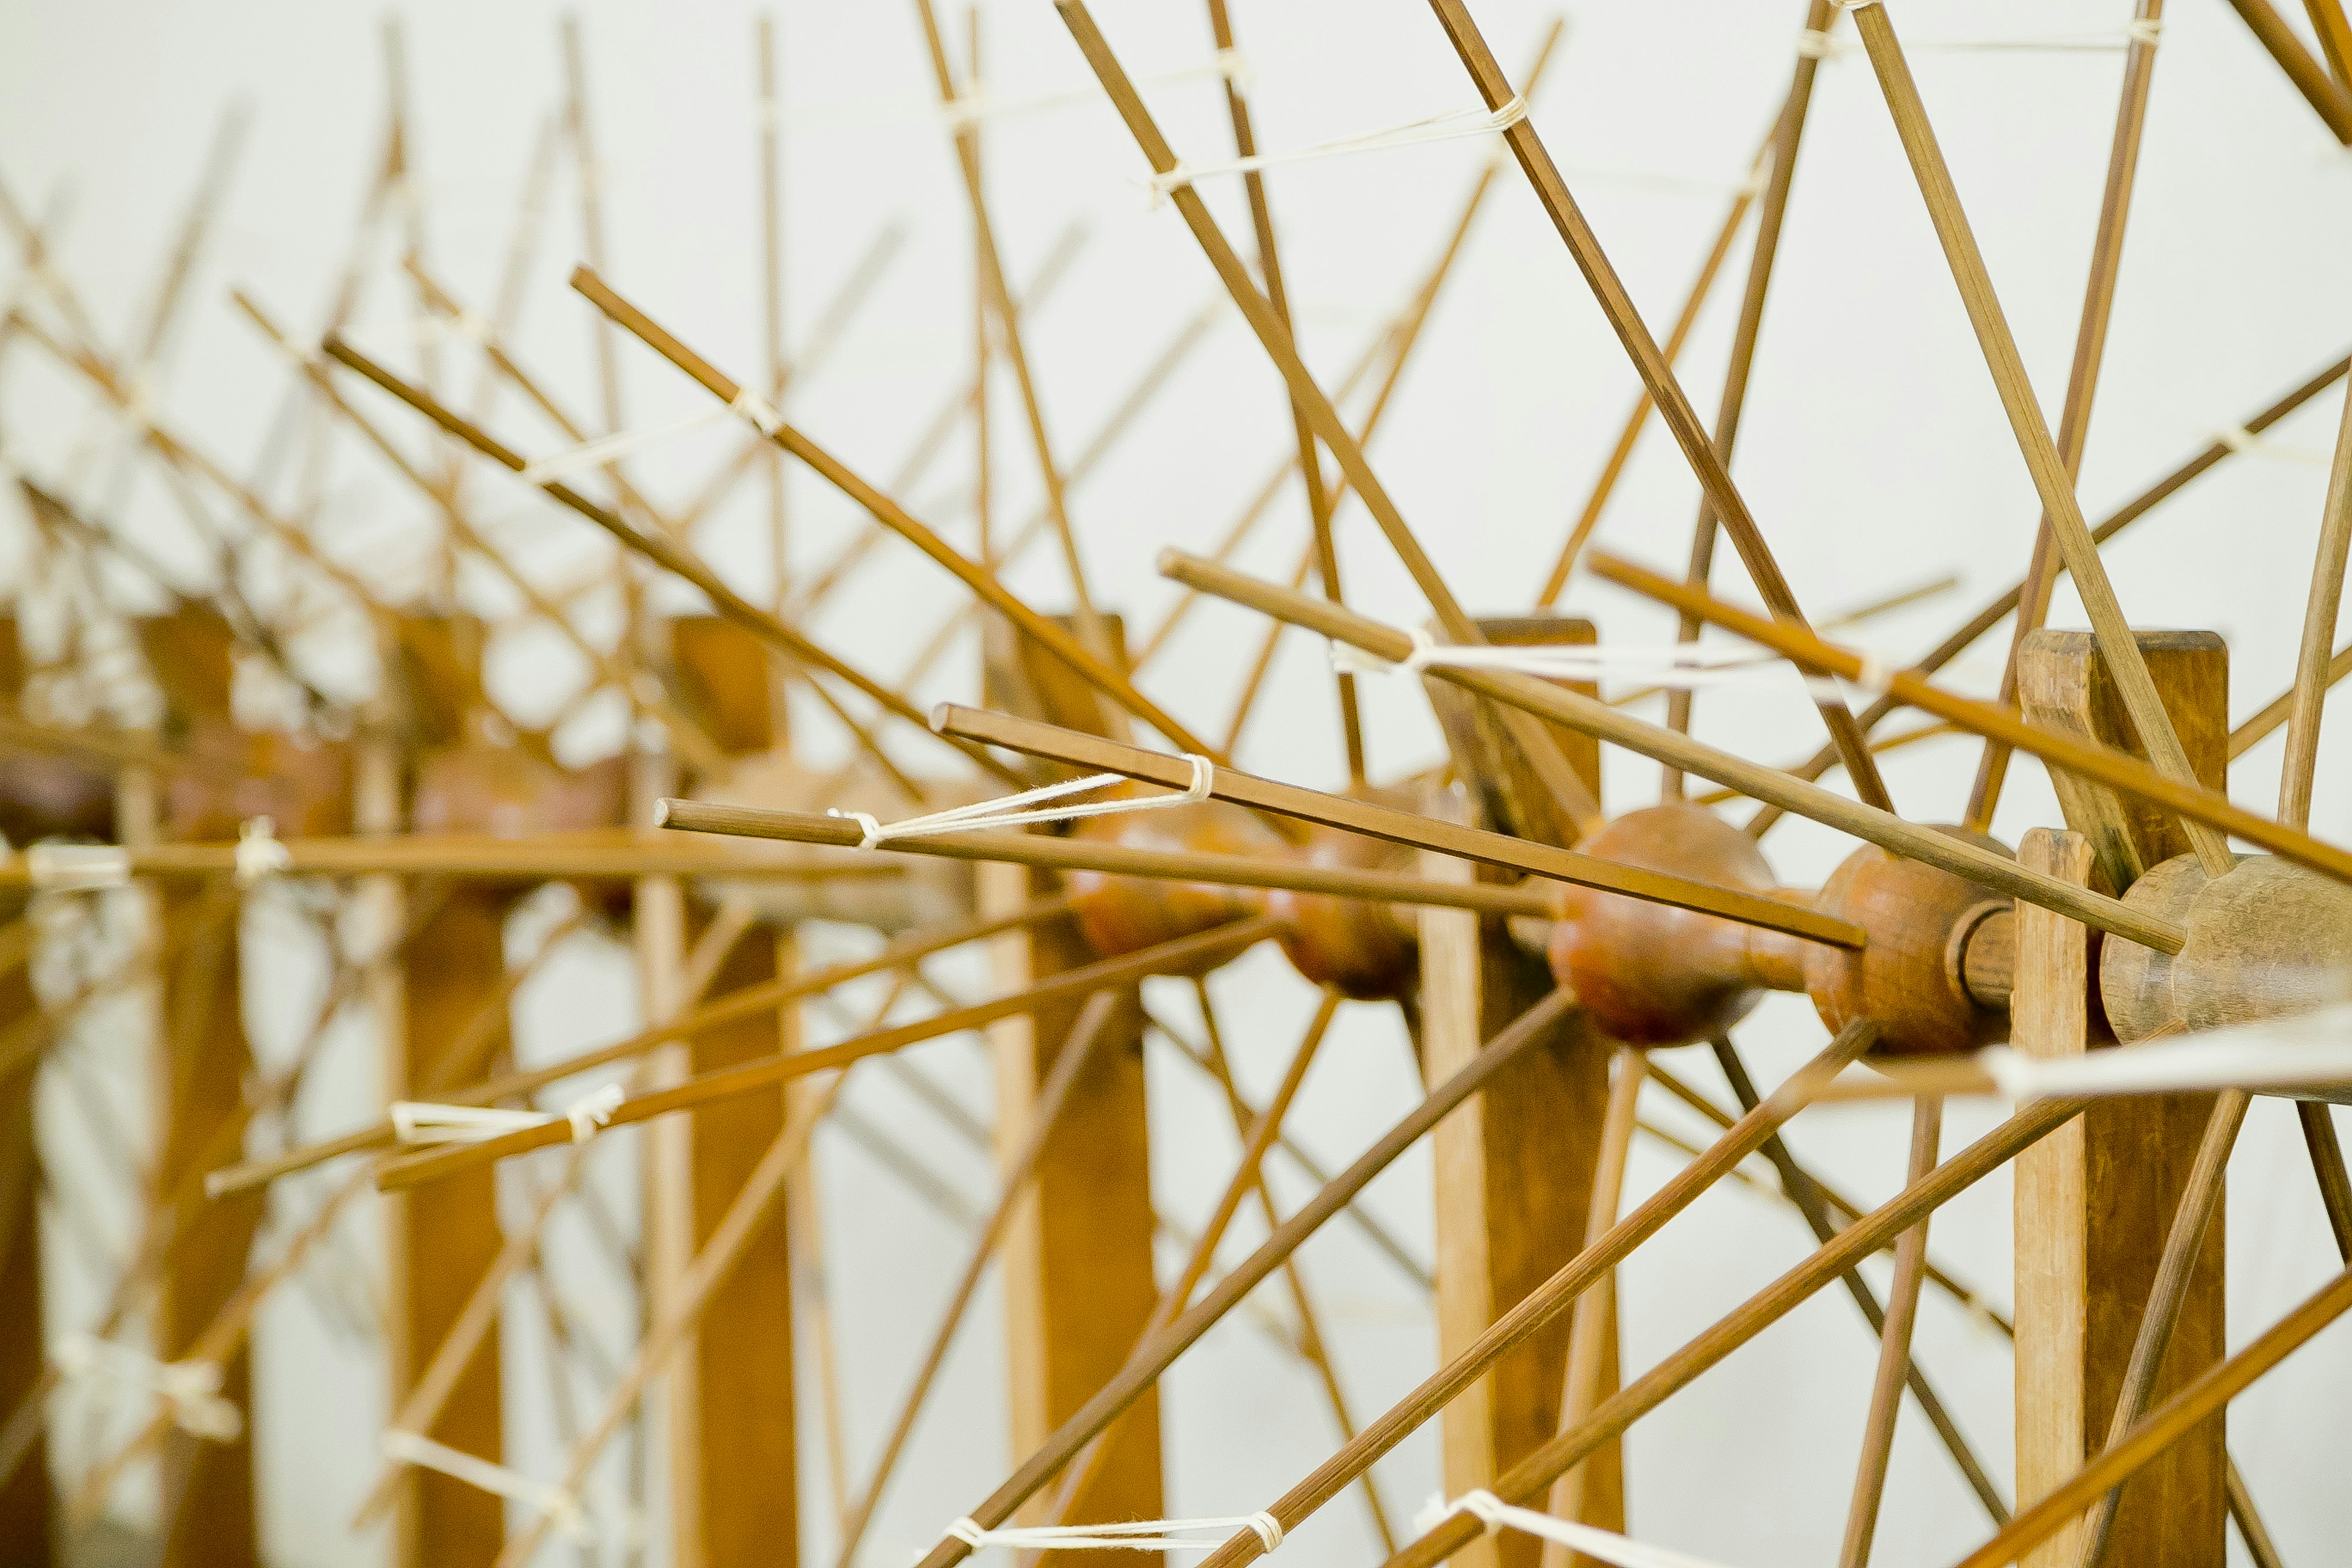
[652,797,678,828]
[927,701,959,735]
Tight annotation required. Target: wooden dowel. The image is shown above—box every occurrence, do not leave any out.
[2277,361,2352,827]
[1049,0,1604,836]
[831,990,1125,1566]
[2233,636,2352,758]
[1158,549,2184,952]
[2307,0,2352,87]
[2071,1089,2250,1568]
[1963,0,2164,829]
[377,917,1278,1192]
[906,984,1578,1568]
[1588,549,2352,891]
[928,703,1864,948]
[1948,1266,2352,1568]
[1416,0,1890,815]
[1180,1022,1878,1568]
[205,894,1068,1196]
[1379,1093,2090,1568]
[1838,1095,1945,1567]
[2297,1102,2352,1262]
[1845,0,2230,877]
[2220,0,2352,141]
[2225,1460,2290,1568]
[561,266,1217,766]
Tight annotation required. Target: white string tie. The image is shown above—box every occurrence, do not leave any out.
[730,385,786,437]
[1412,1491,1738,1568]
[53,1333,243,1442]
[235,816,291,886]
[2214,423,2332,466]
[514,404,736,486]
[391,1084,627,1147]
[942,1510,1283,1554]
[1333,630,1872,700]
[382,1428,592,1542]
[1146,95,1527,206]
[829,753,1214,851]
[24,842,131,893]
[1978,1003,2352,1099]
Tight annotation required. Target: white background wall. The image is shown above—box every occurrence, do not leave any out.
[4,1,2352,1564]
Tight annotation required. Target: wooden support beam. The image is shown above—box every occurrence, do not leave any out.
[1417,627,1618,1568]
[2013,621,2230,1568]
[981,616,1164,1550]
[0,885,48,1564]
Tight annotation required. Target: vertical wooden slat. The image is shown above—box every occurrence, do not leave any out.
[2015,629,2228,1568]
[0,883,50,1562]
[982,617,1164,1553]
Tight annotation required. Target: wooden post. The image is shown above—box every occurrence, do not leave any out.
[982,617,1164,1548]
[1417,615,1620,1568]
[2015,629,2228,1568]
[667,616,798,1568]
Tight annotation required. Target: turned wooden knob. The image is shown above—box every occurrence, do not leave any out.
[0,753,116,846]
[1547,802,1786,1047]
[1066,795,1275,972]
[1801,827,2012,1058]
[2101,853,2352,1042]
[1265,821,1419,1001]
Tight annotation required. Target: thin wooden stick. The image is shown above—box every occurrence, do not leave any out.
[2225,1460,2290,1568]
[2299,1102,2352,1261]
[1415,0,1891,813]
[929,703,1865,947]
[377,918,1279,1191]
[2233,636,2352,758]
[1588,549,2352,891]
[1949,1266,2352,1568]
[1844,0,2228,877]
[1662,0,1833,799]
[1172,1022,1878,1568]
[2277,372,2352,827]
[904,984,1580,1568]
[1155,551,2185,951]
[1964,0,2165,829]
[1050,0,1605,835]
[2220,0,2352,141]
[563,266,1222,765]
[1839,1095,1945,1567]
[1538,1046,1642,1567]
[1223,546,1324,756]
[2307,0,2352,88]
[1205,0,1369,783]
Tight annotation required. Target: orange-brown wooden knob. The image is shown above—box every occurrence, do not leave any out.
[1547,802,1781,1047]
[0,752,115,846]
[1803,827,2011,1058]
[2101,853,2352,1042]
[410,742,625,838]
[1065,794,1275,973]
[161,718,353,842]
[1265,823,1419,1001]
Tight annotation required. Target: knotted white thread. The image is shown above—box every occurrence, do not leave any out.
[943,1510,1283,1554]
[53,1333,243,1442]
[1412,1491,1736,1568]
[235,816,291,886]
[382,1428,592,1542]
[1977,1003,2352,1100]
[1146,95,1527,206]
[24,842,131,893]
[514,404,736,486]
[828,753,1213,851]
[2214,422,2332,466]
[390,1083,627,1147]
[730,385,786,437]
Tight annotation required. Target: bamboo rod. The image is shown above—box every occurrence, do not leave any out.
[376,917,1278,1191]
[1965,0,2165,828]
[1949,1266,2352,1568]
[657,797,1558,919]
[563,265,1222,765]
[1049,0,1604,835]
[1588,549,2352,891]
[2307,0,2352,88]
[928,704,1866,948]
[1838,1095,1945,1568]
[2299,1102,2352,1261]
[905,985,1578,1568]
[1156,550,2184,951]
[1175,1022,1877,1568]
[1844,0,2229,877]
[2220,0,2352,141]
[204,894,1068,1196]
[2276,369,2352,826]
[2233,637,2352,758]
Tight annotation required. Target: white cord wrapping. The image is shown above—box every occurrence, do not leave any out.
[382,1428,592,1542]
[828,754,1214,851]
[24,842,131,893]
[1147,95,1527,205]
[1412,1491,1737,1568]
[730,385,786,437]
[943,1510,1283,1554]
[390,1084,627,1147]
[2214,422,2332,466]
[235,816,291,886]
[53,1333,243,1442]
[1977,1003,2352,1100]
[1332,630,1867,700]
